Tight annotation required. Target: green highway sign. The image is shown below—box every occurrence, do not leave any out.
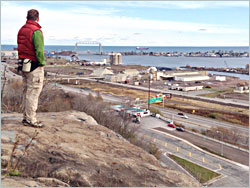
[148,97,162,103]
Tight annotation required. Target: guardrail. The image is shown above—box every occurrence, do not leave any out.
[185,129,249,153]
[158,115,173,124]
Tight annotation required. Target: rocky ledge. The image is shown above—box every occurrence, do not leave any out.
[1,111,200,187]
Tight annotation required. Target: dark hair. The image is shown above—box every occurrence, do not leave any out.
[27,9,39,21]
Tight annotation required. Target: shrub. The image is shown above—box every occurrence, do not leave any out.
[149,107,162,116]
[147,143,162,160]
[174,122,185,128]
[38,85,73,112]
[207,113,217,119]
[2,80,23,113]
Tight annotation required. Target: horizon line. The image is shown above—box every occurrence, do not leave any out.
[1,44,249,48]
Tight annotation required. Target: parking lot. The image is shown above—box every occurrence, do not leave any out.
[131,116,177,131]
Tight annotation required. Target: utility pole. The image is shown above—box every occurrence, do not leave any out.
[162,97,164,108]
[147,68,155,110]
[148,74,152,110]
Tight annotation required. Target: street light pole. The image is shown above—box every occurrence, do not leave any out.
[217,131,224,156]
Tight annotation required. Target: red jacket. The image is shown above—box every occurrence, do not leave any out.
[17,20,43,62]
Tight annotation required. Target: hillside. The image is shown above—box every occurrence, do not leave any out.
[1,111,200,187]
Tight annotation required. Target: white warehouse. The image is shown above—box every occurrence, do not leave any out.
[174,75,210,82]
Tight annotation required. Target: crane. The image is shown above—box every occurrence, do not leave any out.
[74,41,102,54]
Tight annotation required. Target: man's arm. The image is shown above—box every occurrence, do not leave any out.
[32,30,45,66]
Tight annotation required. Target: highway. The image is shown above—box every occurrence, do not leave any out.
[152,106,249,137]
[135,117,249,187]
[59,83,249,141]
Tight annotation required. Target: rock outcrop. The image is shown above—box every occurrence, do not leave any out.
[1,111,200,187]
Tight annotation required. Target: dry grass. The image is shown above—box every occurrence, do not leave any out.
[197,88,234,98]
[68,82,149,99]
[171,96,248,115]
[45,66,92,75]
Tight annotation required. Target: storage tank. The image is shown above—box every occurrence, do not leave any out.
[109,53,122,65]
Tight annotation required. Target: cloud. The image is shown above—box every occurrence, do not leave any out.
[1,1,248,46]
[91,1,249,9]
[69,6,120,16]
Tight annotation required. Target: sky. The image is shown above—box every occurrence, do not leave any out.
[1,1,249,46]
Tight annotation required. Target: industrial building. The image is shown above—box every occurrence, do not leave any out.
[105,73,127,82]
[215,76,226,81]
[109,53,122,65]
[89,59,107,66]
[91,67,113,77]
[234,86,249,93]
[176,85,204,91]
[157,71,210,82]
[174,74,210,82]
[123,69,140,77]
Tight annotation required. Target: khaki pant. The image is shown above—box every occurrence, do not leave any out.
[22,67,44,123]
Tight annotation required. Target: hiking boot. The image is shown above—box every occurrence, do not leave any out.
[23,119,44,128]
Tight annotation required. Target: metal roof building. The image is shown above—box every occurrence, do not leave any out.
[174,75,210,82]
[91,68,114,77]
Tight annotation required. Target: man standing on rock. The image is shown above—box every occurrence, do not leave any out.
[17,9,45,128]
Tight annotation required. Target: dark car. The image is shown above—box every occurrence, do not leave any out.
[151,113,156,117]
[176,127,185,132]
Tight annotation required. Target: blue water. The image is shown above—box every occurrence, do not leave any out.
[2,45,249,70]
[2,45,249,53]
[75,54,249,69]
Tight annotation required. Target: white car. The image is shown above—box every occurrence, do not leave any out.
[177,112,188,119]
[133,110,151,117]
